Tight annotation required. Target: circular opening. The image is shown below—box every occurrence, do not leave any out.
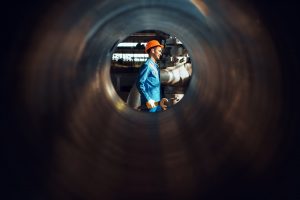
[110,30,192,112]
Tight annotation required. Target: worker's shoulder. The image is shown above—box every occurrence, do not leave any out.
[144,59,156,68]
[140,59,151,69]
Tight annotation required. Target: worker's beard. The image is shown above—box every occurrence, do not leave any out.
[155,55,161,61]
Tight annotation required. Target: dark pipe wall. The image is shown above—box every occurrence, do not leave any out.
[1,0,299,200]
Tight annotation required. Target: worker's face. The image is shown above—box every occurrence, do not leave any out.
[152,46,163,61]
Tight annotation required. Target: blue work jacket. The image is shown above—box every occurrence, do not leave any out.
[136,58,161,112]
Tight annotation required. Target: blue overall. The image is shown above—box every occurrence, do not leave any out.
[136,58,162,112]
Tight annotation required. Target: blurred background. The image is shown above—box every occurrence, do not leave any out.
[1,0,299,199]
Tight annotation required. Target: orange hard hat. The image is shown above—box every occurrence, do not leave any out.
[145,40,164,53]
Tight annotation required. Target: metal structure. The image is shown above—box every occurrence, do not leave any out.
[2,0,298,199]
[112,31,193,110]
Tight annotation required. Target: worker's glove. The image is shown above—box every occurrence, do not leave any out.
[160,98,168,111]
[146,99,156,109]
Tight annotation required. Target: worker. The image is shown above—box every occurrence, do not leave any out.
[136,40,165,112]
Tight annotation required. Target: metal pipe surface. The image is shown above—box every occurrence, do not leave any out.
[2,0,298,199]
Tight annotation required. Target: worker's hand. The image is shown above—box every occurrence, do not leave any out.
[146,99,156,109]
[160,98,168,111]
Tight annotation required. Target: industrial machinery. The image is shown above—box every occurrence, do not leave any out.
[111,32,192,110]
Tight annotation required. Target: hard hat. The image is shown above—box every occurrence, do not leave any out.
[145,40,164,53]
